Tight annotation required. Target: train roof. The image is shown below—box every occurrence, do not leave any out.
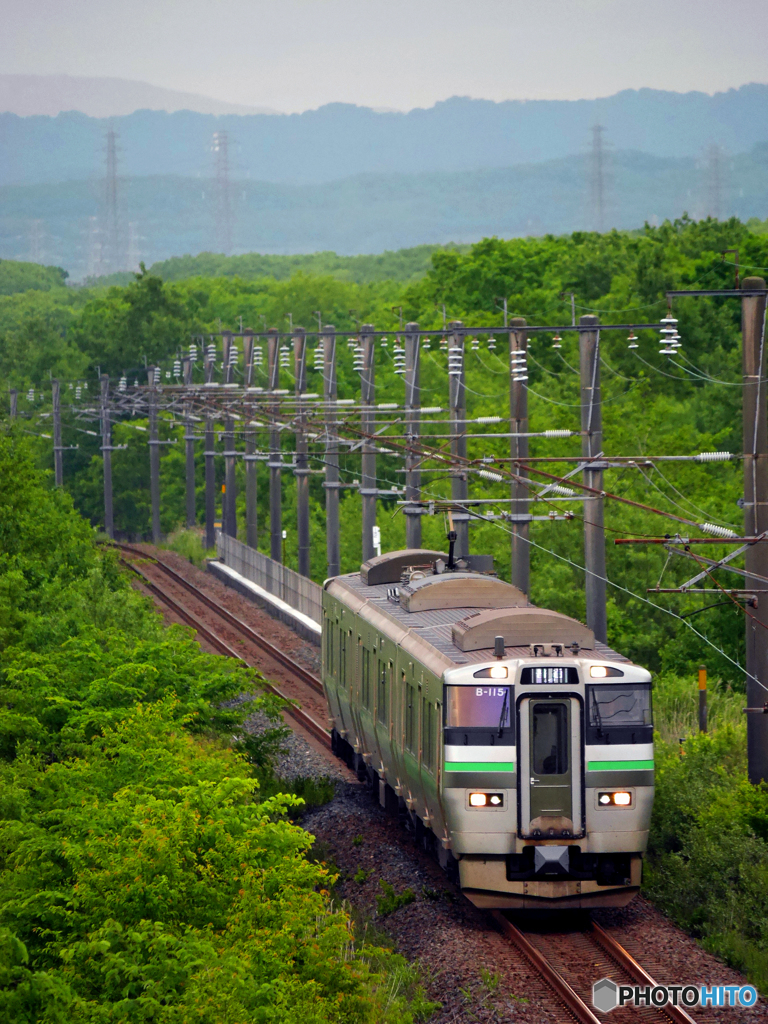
[326,550,630,670]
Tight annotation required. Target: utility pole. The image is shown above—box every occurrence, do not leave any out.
[294,327,311,577]
[509,317,529,594]
[204,342,216,550]
[222,332,237,538]
[243,331,258,548]
[9,389,17,419]
[742,276,768,784]
[404,321,422,549]
[100,374,114,538]
[182,356,196,528]
[448,320,469,557]
[52,378,63,486]
[323,325,340,577]
[147,367,161,545]
[579,314,607,642]
[360,323,377,562]
[267,328,282,562]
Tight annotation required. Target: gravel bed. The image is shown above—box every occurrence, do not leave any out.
[244,708,350,784]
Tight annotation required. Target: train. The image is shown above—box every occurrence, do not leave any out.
[321,543,654,910]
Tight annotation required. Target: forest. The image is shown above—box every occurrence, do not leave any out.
[3,218,768,993]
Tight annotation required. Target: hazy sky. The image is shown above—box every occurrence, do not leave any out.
[3,0,767,112]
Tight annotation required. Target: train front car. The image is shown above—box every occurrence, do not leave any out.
[322,548,653,911]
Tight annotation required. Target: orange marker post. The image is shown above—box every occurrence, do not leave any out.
[698,665,707,733]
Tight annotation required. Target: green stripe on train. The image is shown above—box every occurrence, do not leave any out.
[444,761,516,773]
[587,759,654,772]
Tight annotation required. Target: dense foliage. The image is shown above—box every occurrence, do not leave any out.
[0,258,68,296]
[0,432,434,1023]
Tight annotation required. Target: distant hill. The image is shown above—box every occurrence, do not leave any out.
[0,258,68,295]
[3,146,767,280]
[0,74,276,118]
[2,85,768,187]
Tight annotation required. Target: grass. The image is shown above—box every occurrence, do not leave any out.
[652,672,744,745]
[162,527,215,567]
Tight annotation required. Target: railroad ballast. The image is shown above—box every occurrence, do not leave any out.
[322,544,653,909]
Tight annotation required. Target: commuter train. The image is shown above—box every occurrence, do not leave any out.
[321,546,654,909]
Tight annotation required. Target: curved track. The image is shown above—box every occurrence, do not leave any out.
[115,543,330,748]
[115,543,700,1023]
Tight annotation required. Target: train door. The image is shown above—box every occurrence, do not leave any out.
[518,696,583,839]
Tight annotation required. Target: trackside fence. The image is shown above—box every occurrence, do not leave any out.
[216,532,323,625]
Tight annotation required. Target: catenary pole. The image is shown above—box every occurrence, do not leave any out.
[100,374,114,538]
[204,342,216,550]
[579,313,607,642]
[52,378,63,486]
[449,320,469,557]
[294,327,311,577]
[147,366,161,545]
[222,332,237,538]
[742,276,768,784]
[360,323,377,562]
[243,331,258,548]
[404,321,422,549]
[509,317,529,594]
[182,356,196,528]
[323,325,340,577]
[267,328,282,562]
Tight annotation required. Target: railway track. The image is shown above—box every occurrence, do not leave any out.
[492,912,698,1024]
[115,543,701,1023]
[115,543,330,748]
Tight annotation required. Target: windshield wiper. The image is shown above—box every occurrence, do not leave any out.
[498,688,509,738]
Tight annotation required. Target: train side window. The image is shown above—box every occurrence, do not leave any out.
[362,647,372,709]
[404,674,417,754]
[421,699,437,773]
[377,658,388,724]
[338,628,346,689]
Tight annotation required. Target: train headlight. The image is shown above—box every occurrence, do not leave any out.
[469,792,504,808]
[590,666,608,678]
[597,791,633,807]
[489,665,508,679]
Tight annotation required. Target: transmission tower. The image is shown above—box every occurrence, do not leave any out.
[28,219,45,264]
[212,130,233,255]
[104,128,120,273]
[590,124,606,233]
[86,216,102,279]
[127,221,141,272]
[704,143,725,220]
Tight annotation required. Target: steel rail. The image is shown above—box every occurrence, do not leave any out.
[117,547,330,749]
[115,543,323,694]
[489,911,601,1024]
[590,922,697,1024]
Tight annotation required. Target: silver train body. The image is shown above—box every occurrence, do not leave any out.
[321,549,654,909]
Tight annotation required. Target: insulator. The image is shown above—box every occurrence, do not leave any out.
[75,387,82,399]
[659,347,675,355]
[548,485,576,496]
[476,416,501,424]
[395,367,405,376]
[133,379,139,388]
[154,367,161,384]
[27,389,34,401]
[695,451,732,462]
[488,337,497,351]
[421,406,442,414]
[699,522,738,538]
[229,346,239,365]
[380,336,388,348]
[470,336,479,350]
[478,469,503,482]
[189,343,197,361]
[83,382,88,390]
[439,337,448,350]
[165,370,171,379]
[347,338,358,349]
[421,338,431,350]
[173,360,181,376]
[119,376,127,391]
[512,375,528,382]
[544,429,573,438]
[68,382,73,389]
[659,315,678,327]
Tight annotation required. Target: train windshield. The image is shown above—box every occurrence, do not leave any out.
[587,684,652,729]
[446,685,512,728]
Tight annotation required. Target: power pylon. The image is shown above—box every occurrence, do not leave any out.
[590,124,606,233]
[104,128,120,273]
[127,221,141,272]
[212,130,233,255]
